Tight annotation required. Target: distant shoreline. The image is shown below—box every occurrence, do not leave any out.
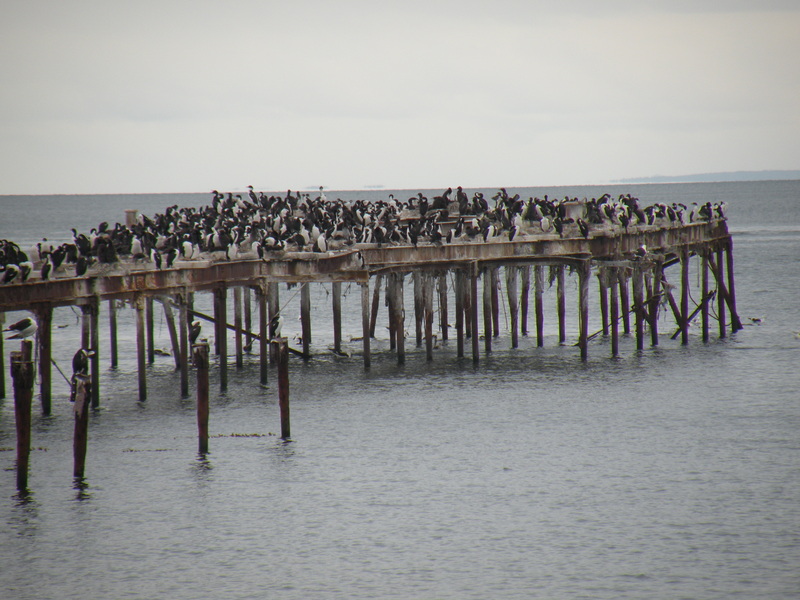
[613,170,800,184]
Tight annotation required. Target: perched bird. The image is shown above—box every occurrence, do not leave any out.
[72,347,96,376]
[4,317,37,339]
[189,320,202,344]
[269,314,283,339]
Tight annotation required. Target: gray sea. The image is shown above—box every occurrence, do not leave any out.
[1,181,799,599]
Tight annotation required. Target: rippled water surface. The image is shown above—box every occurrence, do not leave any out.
[1,181,799,599]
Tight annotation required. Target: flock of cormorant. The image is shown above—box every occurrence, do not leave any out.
[1,186,727,289]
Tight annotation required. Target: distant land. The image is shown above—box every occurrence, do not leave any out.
[614,170,800,184]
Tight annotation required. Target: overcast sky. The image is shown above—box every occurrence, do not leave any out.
[1,0,798,194]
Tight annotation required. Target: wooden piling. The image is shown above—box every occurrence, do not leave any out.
[650,260,661,346]
[244,287,253,350]
[193,342,210,454]
[12,341,34,491]
[361,281,371,369]
[490,267,500,338]
[424,274,434,361]
[506,266,519,349]
[483,267,493,353]
[716,247,727,338]
[268,282,279,363]
[702,250,709,342]
[216,287,228,391]
[36,306,53,416]
[301,282,311,357]
[455,269,465,358]
[73,373,91,479]
[470,264,480,362]
[557,266,567,344]
[257,285,268,385]
[610,268,620,357]
[0,312,5,399]
[387,275,396,351]
[161,297,181,370]
[633,266,645,351]
[370,273,382,338]
[332,281,342,354]
[438,272,448,342]
[413,271,423,346]
[680,248,690,345]
[598,270,609,337]
[146,297,155,363]
[619,272,631,335]
[135,295,147,401]
[89,298,99,409]
[234,286,243,369]
[394,273,405,364]
[108,299,118,368]
[276,338,290,439]
[535,265,544,347]
[520,266,531,336]
[179,294,189,397]
[578,262,590,361]
[725,240,743,332]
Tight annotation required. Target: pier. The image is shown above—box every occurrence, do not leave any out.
[1,189,742,485]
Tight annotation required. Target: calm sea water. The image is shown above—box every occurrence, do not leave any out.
[1,181,799,599]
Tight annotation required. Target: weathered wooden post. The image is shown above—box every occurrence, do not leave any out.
[276,338,291,439]
[11,341,34,491]
[108,299,118,368]
[193,342,210,454]
[89,297,99,408]
[483,267,493,353]
[161,297,181,370]
[234,286,243,369]
[332,281,342,355]
[413,271,423,346]
[73,373,91,479]
[470,263,480,362]
[598,269,609,337]
[178,294,189,397]
[257,285,268,385]
[506,266,519,349]
[633,266,645,351]
[702,249,710,343]
[424,273,434,361]
[0,312,5,399]
[268,282,280,363]
[216,287,228,392]
[716,247,727,338]
[680,247,690,345]
[520,266,531,336]
[610,268,620,357]
[619,271,631,335]
[300,282,311,357]
[135,294,147,401]
[490,267,500,338]
[651,260,661,346]
[725,239,742,332]
[36,306,52,415]
[387,275,397,351]
[146,297,155,364]
[557,265,567,344]
[394,273,405,364]
[361,281,371,369]
[455,269,465,358]
[370,273,382,338]
[244,287,253,351]
[578,261,590,361]
[438,272,448,342]
[535,265,544,347]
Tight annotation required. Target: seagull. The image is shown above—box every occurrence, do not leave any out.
[4,317,37,339]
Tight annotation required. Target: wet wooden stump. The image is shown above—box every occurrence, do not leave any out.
[193,342,210,454]
[361,282,371,369]
[11,341,34,491]
[73,373,91,479]
[276,338,290,439]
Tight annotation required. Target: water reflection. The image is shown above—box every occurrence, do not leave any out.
[9,490,38,537]
[73,477,92,502]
